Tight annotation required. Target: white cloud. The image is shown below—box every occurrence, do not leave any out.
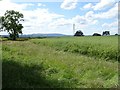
[72,12,98,26]
[92,20,98,24]
[101,21,118,35]
[48,14,98,34]
[0,0,65,34]
[85,11,98,25]
[0,0,35,16]
[48,18,72,28]
[83,3,93,9]
[38,3,46,7]
[94,3,118,19]
[102,21,118,29]
[93,0,116,10]
[25,8,64,22]
[48,18,73,35]
[72,15,87,25]
[85,11,94,20]
[60,0,77,10]
[84,3,118,20]
[71,14,98,31]
[21,8,64,34]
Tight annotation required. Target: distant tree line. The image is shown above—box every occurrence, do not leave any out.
[74,30,118,36]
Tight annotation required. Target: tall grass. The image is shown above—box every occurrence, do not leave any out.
[2,36,118,88]
[31,36,118,61]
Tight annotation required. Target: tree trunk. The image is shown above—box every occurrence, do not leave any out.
[13,29,16,40]
[13,35,16,40]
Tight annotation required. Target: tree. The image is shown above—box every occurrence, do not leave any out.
[115,33,118,35]
[0,10,24,40]
[74,30,84,36]
[93,33,101,36]
[102,31,110,36]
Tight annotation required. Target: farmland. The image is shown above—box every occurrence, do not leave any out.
[2,36,119,88]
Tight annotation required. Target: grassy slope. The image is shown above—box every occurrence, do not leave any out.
[2,36,118,88]
[31,36,118,60]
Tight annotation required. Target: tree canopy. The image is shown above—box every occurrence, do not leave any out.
[102,31,110,36]
[0,10,24,40]
[74,30,84,36]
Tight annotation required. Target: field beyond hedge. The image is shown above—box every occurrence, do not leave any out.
[2,36,119,88]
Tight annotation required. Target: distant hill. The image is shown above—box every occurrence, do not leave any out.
[0,33,67,38]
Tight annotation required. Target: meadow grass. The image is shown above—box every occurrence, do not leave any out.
[31,36,118,61]
[2,36,118,88]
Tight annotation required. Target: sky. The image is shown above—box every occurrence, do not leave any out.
[0,0,119,35]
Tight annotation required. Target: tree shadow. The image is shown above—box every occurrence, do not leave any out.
[1,38,29,41]
[2,59,71,89]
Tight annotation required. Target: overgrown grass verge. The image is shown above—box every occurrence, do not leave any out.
[2,40,118,88]
[31,36,118,61]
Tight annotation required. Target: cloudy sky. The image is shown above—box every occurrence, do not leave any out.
[0,0,119,35]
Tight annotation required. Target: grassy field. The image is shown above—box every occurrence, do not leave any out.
[32,36,118,61]
[2,36,119,88]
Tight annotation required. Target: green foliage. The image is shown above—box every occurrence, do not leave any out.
[0,10,24,40]
[2,36,118,88]
[74,30,84,36]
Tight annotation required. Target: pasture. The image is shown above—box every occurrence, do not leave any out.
[2,36,119,88]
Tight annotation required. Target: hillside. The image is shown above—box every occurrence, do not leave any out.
[0,33,66,38]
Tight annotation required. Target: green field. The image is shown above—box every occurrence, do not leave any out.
[2,36,119,88]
